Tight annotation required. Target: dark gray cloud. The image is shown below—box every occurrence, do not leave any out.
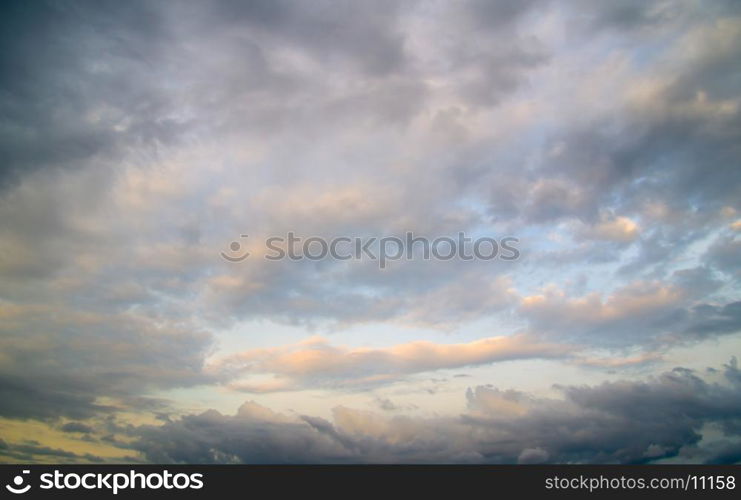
[705,233,741,278]
[684,301,741,339]
[706,442,741,465]
[573,0,677,33]
[205,0,409,76]
[127,360,741,464]
[466,0,546,29]
[0,439,105,463]
[60,422,94,434]
[0,307,215,420]
[0,0,187,188]
[0,373,110,421]
[133,403,354,464]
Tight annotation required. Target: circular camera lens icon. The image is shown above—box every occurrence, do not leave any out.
[6,470,31,494]
[221,235,250,262]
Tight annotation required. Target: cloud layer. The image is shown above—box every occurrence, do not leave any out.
[0,0,739,464]
[131,360,741,464]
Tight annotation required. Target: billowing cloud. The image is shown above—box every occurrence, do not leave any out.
[128,360,741,464]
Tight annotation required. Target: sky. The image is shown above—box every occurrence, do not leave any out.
[0,0,740,464]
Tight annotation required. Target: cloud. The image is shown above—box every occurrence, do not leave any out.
[521,279,741,349]
[0,0,739,464]
[705,232,741,278]
[201,0,410,76]
[0,1,188,189]
[520,281,685,341]
[59,422,94,434]
[129,360,741,464]
[215,333,568,392]
[133,402,355,464]
[0,440,105,463]
[0,304,214,420]
[518,447,550,464]
[1,0,735,337]
[578,214,640,243]
[683,302,741,339]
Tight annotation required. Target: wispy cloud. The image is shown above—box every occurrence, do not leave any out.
[213,334,570,392]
